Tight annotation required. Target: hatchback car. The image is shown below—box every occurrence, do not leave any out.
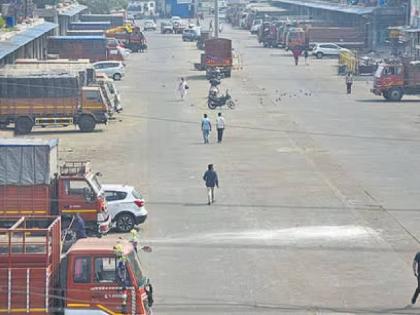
[103,184,148,233]
[92,61,125,81]
[312,43,348,59]
[182,28,200,41]
[144,19,157,31]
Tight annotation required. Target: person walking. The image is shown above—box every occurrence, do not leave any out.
[345,72,353,94]
[412,251,420,304]
[203,164,219,205]
[292,47,301,66]
[216,112,225,143]
[304,48,309,65]
[201,113,212,144]
[209,20,213,33]
[178,77,189,100]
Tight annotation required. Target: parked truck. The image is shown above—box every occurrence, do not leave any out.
[305,26,365,49]
[0,216,154,315]
[48,36,124,62]
[105,25,146,52]
[69,21,112,31]
[204,38,233,78]
[371,59,420,101]
[80,13,125,27]
[0,73,109,133]
[0,139,111,235]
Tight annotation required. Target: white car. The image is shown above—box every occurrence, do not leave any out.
[103,184,148,233]
[143,19,157,31]
[92,61,125,81]
[312,43,349,59]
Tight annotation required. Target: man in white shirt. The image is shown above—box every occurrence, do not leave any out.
[216,112,225,143]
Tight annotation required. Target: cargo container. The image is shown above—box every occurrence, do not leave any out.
[48,36,124,62]
[0,216,154,315]
[305,27,366,49]
[80,13,125,27]
[0,73,108,133]
[69,21,112,31]
[0,139,111,234]
[66,29,105,36]
[204,38,233,78]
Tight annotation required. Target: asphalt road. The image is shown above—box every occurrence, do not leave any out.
[4,23,420,314]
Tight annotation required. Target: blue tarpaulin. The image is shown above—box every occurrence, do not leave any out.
[0,21,57,61]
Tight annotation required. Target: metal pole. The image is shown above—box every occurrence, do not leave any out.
[214,0,219,38]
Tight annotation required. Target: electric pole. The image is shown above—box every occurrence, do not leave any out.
[214,0,219,38]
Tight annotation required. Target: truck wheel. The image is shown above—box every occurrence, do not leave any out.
[15,117,33,135]
[383,91,390,100]
[116,213,135,233]
[113,73,122,81]
[78,115,96,132]
[388,88,403,101]
[316,52,324,59]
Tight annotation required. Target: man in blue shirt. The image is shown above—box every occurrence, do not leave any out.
[412,251,420,304]
[203,164,219,205]
[201,114,212,144]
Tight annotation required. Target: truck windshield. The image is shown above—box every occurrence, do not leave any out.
[375,65,383,78]
[89,175,102,194]
[127,251,147,286]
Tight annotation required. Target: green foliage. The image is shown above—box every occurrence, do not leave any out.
[0,17,4,29]
[79,0,128,14]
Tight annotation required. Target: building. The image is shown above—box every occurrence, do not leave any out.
[272,0,406,50]
[0,19,57,66]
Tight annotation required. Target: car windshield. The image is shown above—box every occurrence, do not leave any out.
[127,251,147,286]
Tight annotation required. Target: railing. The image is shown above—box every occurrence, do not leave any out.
[60,160,91,176]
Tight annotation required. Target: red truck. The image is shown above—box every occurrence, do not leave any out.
[204,38,233,78]
[371,59,420,101]
[0,216,154,315]
[0,139,111,235]
[48,36,124,62]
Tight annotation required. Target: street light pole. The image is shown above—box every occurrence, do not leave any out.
[214,0,219,38]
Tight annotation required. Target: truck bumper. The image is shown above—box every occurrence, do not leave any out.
[94,112,109,124]
[98,213,112,234]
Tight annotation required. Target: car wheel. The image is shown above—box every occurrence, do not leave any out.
[316,52,324,59]
[116,213,135,233]
[113,73,122,81]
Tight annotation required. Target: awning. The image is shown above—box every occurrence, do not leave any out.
[272,0,376,15]
[0,21,57,60]
[59,4,88,17]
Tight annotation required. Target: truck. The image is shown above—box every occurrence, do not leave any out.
[204,38,233,78]
[285,27,306,51]
[304,26,365,49]
[0,139,111,236]
[12,59,120,116]
[80,13,125,27]
[0,73,109,133]
[69,21,112,31]
[371,59,420,101]
[105,25,146,53]
[0,216,154,315]
[48,36,124,62]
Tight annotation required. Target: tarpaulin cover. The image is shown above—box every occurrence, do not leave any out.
[0,139,58,185]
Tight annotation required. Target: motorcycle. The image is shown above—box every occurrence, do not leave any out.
[208,90,235,109]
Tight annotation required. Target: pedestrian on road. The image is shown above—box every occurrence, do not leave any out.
[209,20,213,33]
[203,164,219,205]
[345,72,353,94]
[201,113,212,144]
[178,77,189,100]
[292,48,301,66]
[304,49,309,65]
[412,251,420,304]
[216,112,225,143]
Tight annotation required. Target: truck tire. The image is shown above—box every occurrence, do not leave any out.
[15,117,33,134]
[388,88,403,101]
[113,73,122,81]
[78,115,96,132]
[116,213,135,233]
[316,52,324,59]
[383,91,390,100]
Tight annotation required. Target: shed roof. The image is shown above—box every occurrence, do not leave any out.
[58,4,88,17]
[0,21,57,61]
[272,0,376,15]
[0,138,58,147]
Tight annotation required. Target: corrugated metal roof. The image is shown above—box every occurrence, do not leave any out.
[0,21,57,61]
[58,4,88,17]
[48,35,105,40]
[272,0,376,15]
[70,21,112,25]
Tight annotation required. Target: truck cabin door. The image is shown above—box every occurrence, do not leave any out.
[59,178,99,222]
[83,89,105,112]
[382,65,403,86]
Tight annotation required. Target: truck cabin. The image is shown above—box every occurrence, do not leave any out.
[374,63,404,87]
[287,28,305,49]
[81,86,108,112]
[58,161,107,225]
[64,239,152,314]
